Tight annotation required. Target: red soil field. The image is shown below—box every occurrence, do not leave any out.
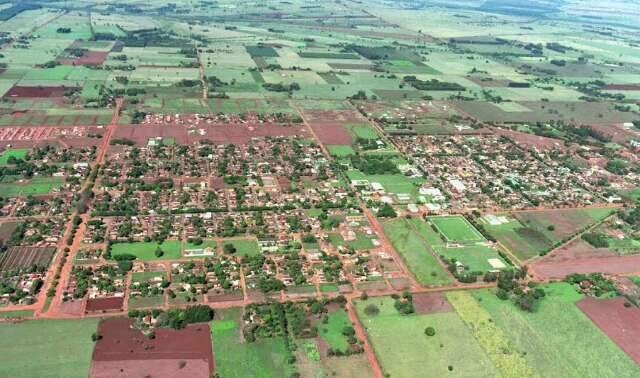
[114,123,309,145]
[85,297,124,313]
[532,254,640,279]
[0,246,55,271]
[90,318,213,378]
[302,110,368,145]
[4,86,78,98]
[412,292,453,314]
[492,127,563,152]
[603,84,640,90]
[577,296,640,364]
[59,51,109,66]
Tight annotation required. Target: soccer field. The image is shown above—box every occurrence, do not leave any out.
[428,215,486,243]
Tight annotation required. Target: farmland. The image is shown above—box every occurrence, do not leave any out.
[0,0,638,377]
[0,318,99,377]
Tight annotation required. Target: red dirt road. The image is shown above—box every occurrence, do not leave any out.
[577,296,640,364]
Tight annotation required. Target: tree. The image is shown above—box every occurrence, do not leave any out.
[424,327,436,336]
[154,247,164,258]
[377,203,397,218]
[364,304,380,316]
[223,243,237,254]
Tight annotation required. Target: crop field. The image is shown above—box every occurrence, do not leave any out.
[0,246,56,271]
[109,240,181,261]
[382,218,453,286]
[0,318,99,378]
[355,296,498,377]
[471,283,640,376]
[482,208,616,260]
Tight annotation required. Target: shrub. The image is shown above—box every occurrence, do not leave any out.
[364,304,380,316]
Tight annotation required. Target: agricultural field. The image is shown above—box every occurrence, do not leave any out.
[0,0,639,376]
[0,318,99,378]
[482,208,617,260]
[471,283,640,376]
[355,295,498,377]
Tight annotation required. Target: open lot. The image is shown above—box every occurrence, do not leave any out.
[109,240,181,261]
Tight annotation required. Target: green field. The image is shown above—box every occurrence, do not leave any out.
[355,296,498,377]
[318,308,352,352]
[327,145,356,157]
[383,218,453,286]
[0,148,29,165]
[0,176,65,197]
[0,318,99,378]
[0,310,33,318]
[222,238,260,256]
[110,240,181,260]
[211,308,295,378]
[471,283,640,376]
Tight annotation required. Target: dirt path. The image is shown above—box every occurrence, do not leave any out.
[345,301,384,378]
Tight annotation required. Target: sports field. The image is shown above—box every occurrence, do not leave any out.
[410,217,506,273]
[383,218,453,286]
[211,308,295,378]
[427,215,485,243]
[0,318,99,378]
[110,240,181,260]
[355,296,498,377]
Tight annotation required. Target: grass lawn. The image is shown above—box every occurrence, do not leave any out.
[0,176,65,197]
[0,310,33,318]
[383,218,453,286]
[211,308,295,378]
[131,271,166,281]
[354,296,498,378]
[428,215,485,243]
[328,232,374,250]
[327,145,356,157]
[127,295,165,309]
[0,148,29,165]
[221,238,260,256]
[319,283,339,292]
[110,240,181,261]
[184,239,217,252]
[346,170,423,199]
[0,318,99,378]
[318,308,352,352]
[471,283,640,377]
